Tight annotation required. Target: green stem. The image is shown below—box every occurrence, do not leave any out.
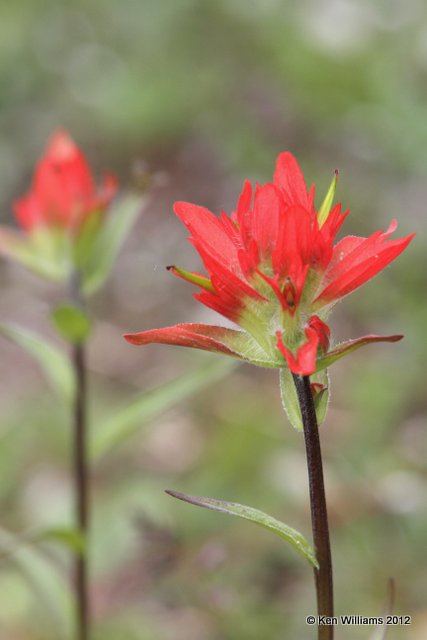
[292,374,334,640]
[70,273,90,640]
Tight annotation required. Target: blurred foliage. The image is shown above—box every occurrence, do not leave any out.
[0,0,426,639]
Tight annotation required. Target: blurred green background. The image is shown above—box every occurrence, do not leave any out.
[0,0,426,638]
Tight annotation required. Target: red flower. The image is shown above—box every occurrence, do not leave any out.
[14,130,117,233]
[0,130,119,283]
[125,152,414,376]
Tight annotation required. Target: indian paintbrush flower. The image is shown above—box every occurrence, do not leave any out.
[124,151,414,639]
[125,153,413,369]
[0,130,117,281]
[124,152,414,423]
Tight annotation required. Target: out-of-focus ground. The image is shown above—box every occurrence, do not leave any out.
[0,1,426,638]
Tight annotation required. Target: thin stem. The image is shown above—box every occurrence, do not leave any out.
[292,374,334,640]
[70,273,90,640]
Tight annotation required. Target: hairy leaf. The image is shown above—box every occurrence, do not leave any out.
[166,490,318,568]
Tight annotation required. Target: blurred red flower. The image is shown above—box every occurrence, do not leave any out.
[14,130,117,233]
[0,130,119,283]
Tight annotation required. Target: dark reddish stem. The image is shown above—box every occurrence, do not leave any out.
[293,374,334,640]
[70,273,90,640]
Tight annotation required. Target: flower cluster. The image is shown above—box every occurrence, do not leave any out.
[125,152,413,376]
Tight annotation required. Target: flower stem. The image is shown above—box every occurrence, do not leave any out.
[292,374,334,640]
[70,274,90,640]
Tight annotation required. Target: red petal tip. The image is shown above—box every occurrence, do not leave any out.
[45,129,78,160]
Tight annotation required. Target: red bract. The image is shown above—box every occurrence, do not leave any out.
[125,152,414,376]
[14,130,117,233]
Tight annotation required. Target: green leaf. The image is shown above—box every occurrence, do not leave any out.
[82,195,141,295]
[38,527,85,554]
[279,368,330,431]
[73,209,103,269]
[51,304,92,344]
[369,579,395,640]
[0,227,67,282]
[91,358,237,460]
[0,527,72,634]
[279,367,303,431]
[312,368,330,425]
[317,170,338,227]
[0,324,74,402]
[166,490,318,569]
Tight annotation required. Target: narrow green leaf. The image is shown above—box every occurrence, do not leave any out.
[38,527,85,554]
[73,209,103,269]
[0,527,72,634]
[317,170,338,227]
[0,324,74,402]
[369,579,396,640]
[0,227,66,281]
[279,367,303,431]
[312,368,330,426]
[166,490,318,568]
[279,368,330,430]
[51,304,92,344]
[83,195,142,295]
[91,358,237,460]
